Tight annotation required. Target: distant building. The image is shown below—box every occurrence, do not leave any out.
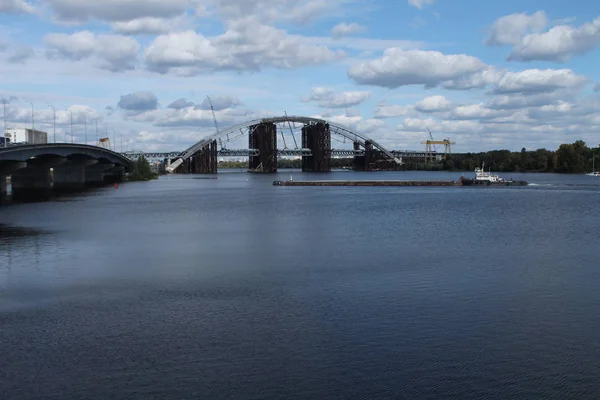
[5,128,48,145]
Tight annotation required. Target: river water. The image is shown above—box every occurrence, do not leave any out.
[1,170,600,399]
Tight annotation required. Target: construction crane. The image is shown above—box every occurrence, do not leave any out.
[206,95,226,150]
[421,129,455,162]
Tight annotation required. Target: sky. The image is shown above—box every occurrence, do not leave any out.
[1,0,600,153]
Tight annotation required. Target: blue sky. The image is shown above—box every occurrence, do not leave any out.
[1,0,599,152]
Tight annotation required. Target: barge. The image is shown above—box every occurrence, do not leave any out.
[273,163,528,187]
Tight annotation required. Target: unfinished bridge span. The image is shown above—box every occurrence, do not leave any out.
[165,116,403,174]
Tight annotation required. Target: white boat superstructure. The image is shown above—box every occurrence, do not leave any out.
[586,157,599,176]
[474,162,505,183]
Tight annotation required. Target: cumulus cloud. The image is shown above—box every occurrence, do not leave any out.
[144,18,345,75]
[132,105,260,129]
[111,17,185,35]
[492,69,588,94]
[486,11,548,46]
[46,0,192,23]
[507,17,600,62]
[117,91,158,112]
[415,95,453,112]
[303,87,371,108]
[331,22,366,38]
[0,0,35,14]
[196,95,241,110]
[347,48,486,89]
[44,30,139,72]
[167,98,195,109]
[408,0,435,9]
[213,0,347,25]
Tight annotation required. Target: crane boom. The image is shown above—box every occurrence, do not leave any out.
[207,96,225,150]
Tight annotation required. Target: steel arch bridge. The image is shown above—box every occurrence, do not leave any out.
[165,116,402,172]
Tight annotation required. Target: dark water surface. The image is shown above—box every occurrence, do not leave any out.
[2,170,600,399]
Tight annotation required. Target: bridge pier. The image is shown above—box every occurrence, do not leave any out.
[191,140,217,173]
[302,122,331,172]
[104,166,125,183]
[53,159,98,192]
[248,122,277,173]
[85,163,114,187]
[0,161,26,197]
[11,157,65,201]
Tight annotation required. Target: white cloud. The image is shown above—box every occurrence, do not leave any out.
[374,102,417,118]
[46,0,192,23]
[408,0,435,9]
[111,17,186,35]
[331,22,366,38]
[304,87,371,108]
[507,17,600,62]
[117,91,158,112]
[347,48,486,89]
[144,19,345,75]
[492,69,588,94]
[0,0,35,14]
[486,11,548,46]
[44,31,139,72]
[415,95,452,112]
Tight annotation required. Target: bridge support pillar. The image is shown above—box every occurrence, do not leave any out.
[248,122,277,173]
[191,140,217,173]
[302,122,331,172]
[0,161,26,197]
[353,141,365,171]
[11,167,53,201]
[85,163,114,187]
[11,157,65,201]
[53,159,97,192]
[104,166,125,183]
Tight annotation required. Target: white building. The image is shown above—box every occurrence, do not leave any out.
[5,128,48,145]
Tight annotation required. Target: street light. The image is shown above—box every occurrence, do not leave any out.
[46,102,56,143]
[83,113,87,145]
[65,108,73,143]
[22,98,34,132]
[0,97,7,147]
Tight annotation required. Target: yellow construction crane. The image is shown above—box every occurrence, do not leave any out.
[421,128,455,162]
[98,137,112,150]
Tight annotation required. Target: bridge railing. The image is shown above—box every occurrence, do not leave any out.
[122,149,438,159]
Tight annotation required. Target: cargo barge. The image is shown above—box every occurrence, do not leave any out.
[273,163,528,187]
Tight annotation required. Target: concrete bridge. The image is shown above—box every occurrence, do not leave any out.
[0,143,133,200]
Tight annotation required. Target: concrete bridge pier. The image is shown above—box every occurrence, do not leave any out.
[11,157,66,201]
[0,161,26,197]
[85,163,115,187]
[53,159,98,192]
[104,166,125,184]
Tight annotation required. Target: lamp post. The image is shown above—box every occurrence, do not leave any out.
[65,108,73,143]
[46,102,56,143]
[0,97,7,147]
[112,129,116,152]
[83,114,87,145]
[22,98,34,132]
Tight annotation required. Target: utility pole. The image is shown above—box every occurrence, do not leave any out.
[22,98,34,132]
[46,102,56,143]
[1,97,7,147]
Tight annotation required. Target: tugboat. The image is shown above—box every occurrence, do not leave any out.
[459,162,528,186]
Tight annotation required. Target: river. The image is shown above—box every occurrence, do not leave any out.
[2,170,600,399]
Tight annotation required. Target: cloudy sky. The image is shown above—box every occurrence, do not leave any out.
[1,0,599,153]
